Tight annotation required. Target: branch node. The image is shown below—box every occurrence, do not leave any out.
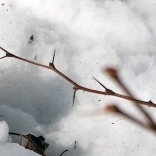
[6,52,13,57]
[0,53,14,60]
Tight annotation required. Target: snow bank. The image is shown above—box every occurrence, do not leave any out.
[0,0,156,156]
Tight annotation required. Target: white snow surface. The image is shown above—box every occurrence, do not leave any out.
[0,0,156,156]
[0,121,9,144]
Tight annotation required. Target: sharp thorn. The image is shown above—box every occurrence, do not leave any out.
[93,77,108,90]
[49,50,56,68]
[93,77,114,94]
[0,56,6,59]
[52,49,56,64]
[72,90,77,106]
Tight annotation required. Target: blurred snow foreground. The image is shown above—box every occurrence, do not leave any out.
[0,121,40,156]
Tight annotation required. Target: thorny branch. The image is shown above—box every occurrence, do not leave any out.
[0,46,156,108]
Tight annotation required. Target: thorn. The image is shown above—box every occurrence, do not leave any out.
[93,77,114,94]
[72,89,77,106]
[52,49,56,64]
[93,77,107,90]
[0,56,6,59]
[49,49,56,68]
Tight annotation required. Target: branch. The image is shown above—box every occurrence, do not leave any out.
[0,46,156,108]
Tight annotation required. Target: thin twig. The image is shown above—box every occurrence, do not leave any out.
[60,150,68,156]
[105,68,156,131]
[9,132,21,136]
[0,46,156,108]
[105,104,148,130]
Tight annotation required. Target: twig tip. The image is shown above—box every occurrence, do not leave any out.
[105,67,118,79]
[105,104,120,113]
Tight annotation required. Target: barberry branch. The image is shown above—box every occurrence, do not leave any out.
[0,46,156,108]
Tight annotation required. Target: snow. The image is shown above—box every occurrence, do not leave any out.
[0,0,156,156]
[0,121,9,144]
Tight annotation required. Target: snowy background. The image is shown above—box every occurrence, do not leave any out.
[0,0,156,155]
